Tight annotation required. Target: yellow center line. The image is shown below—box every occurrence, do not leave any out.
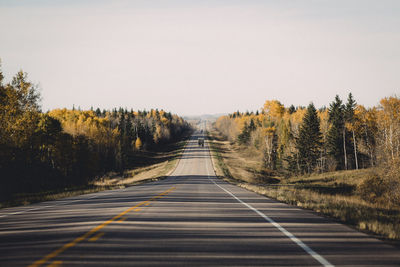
[118,217,127,222]
[28,186,176,267]
[133,208,141,212]
[89,232,104,242]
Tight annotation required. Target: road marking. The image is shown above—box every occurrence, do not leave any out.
[28,186,176,267]
[134,208,141,212]
[205,156,334,267]
[89,232,104,242]
[0,192,113,219]
[46,260,62,267]
[118,217,127,222]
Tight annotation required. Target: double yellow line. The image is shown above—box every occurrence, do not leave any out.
[29,186,176,267]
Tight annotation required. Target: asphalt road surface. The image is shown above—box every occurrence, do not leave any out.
[1,132,400,266]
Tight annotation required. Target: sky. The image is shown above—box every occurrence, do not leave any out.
[1,0,399,116]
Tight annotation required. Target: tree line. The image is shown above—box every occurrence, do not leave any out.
[0,66,191,199]
[215,94,400,176]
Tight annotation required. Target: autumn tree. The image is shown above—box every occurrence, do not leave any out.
[345,93,358,169]
[0,59,191,201]
[263,100,285,120]
[318,108,330,171]
[263,126,277,169]
[378,97,400,160]
[135,137,143,150]
[0,68,48,196]
[354,105,378,167]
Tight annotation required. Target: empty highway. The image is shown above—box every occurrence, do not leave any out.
[0,133,399,266]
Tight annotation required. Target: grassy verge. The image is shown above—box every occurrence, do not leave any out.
[207,130,400,242]
[0,137,189,209]
[208,134,232,179]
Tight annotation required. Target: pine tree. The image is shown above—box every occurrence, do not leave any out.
[249,119,256,131]
[238,122,250,145]
[95,108,102,117]
[296,103,322,173]
[327,95,345,170]
[288,105,296,114]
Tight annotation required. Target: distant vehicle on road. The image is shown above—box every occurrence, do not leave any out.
[198,138,204,147]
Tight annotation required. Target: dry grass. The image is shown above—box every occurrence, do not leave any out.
[208,130,400,242]
[94,154,181,187]
[286,168,374,186]
[208,130,279,183]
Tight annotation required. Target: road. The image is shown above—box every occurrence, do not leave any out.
[0,132,400,266]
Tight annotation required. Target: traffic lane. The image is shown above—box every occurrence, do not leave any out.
[0,181,177,233]
[0,189,122,219]
[0,179,181,266]
[54,176,320,266]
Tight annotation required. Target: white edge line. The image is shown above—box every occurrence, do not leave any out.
[204,143,334,267]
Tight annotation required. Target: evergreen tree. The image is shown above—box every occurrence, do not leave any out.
[296,103,322,173]
[238,122,251,145]
[327,95,345,169]
[249,119,257,131]
[95,108,102,117]
[288,105,296,114]
[238,119,257,145]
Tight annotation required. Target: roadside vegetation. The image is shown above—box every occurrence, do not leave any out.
[209,94,400,241]
[0,61,191,207]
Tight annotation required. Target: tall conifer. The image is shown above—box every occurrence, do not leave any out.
[327,95,345,169]
[296,103,322,173]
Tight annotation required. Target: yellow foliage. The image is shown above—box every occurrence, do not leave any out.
[289,107,306,136]
[380,96,400,121]
[263,100,285,119]
[291,108,306,124]
[263,127,276,136]
[48,108,117,146]
[135,137,143,150]
[377,96,400,160]
[318,109,330,137]
[234,116,249,131]
[153,124,163,144]
[161,117,169,126]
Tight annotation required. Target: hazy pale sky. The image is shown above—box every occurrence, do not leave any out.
[1,0,399,115]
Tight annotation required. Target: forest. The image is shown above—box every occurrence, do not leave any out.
[0,67,191,200]
[214,94,400,206]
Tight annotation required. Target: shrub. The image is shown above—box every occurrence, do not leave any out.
[357,173,387,204]
[357,162,400,207]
